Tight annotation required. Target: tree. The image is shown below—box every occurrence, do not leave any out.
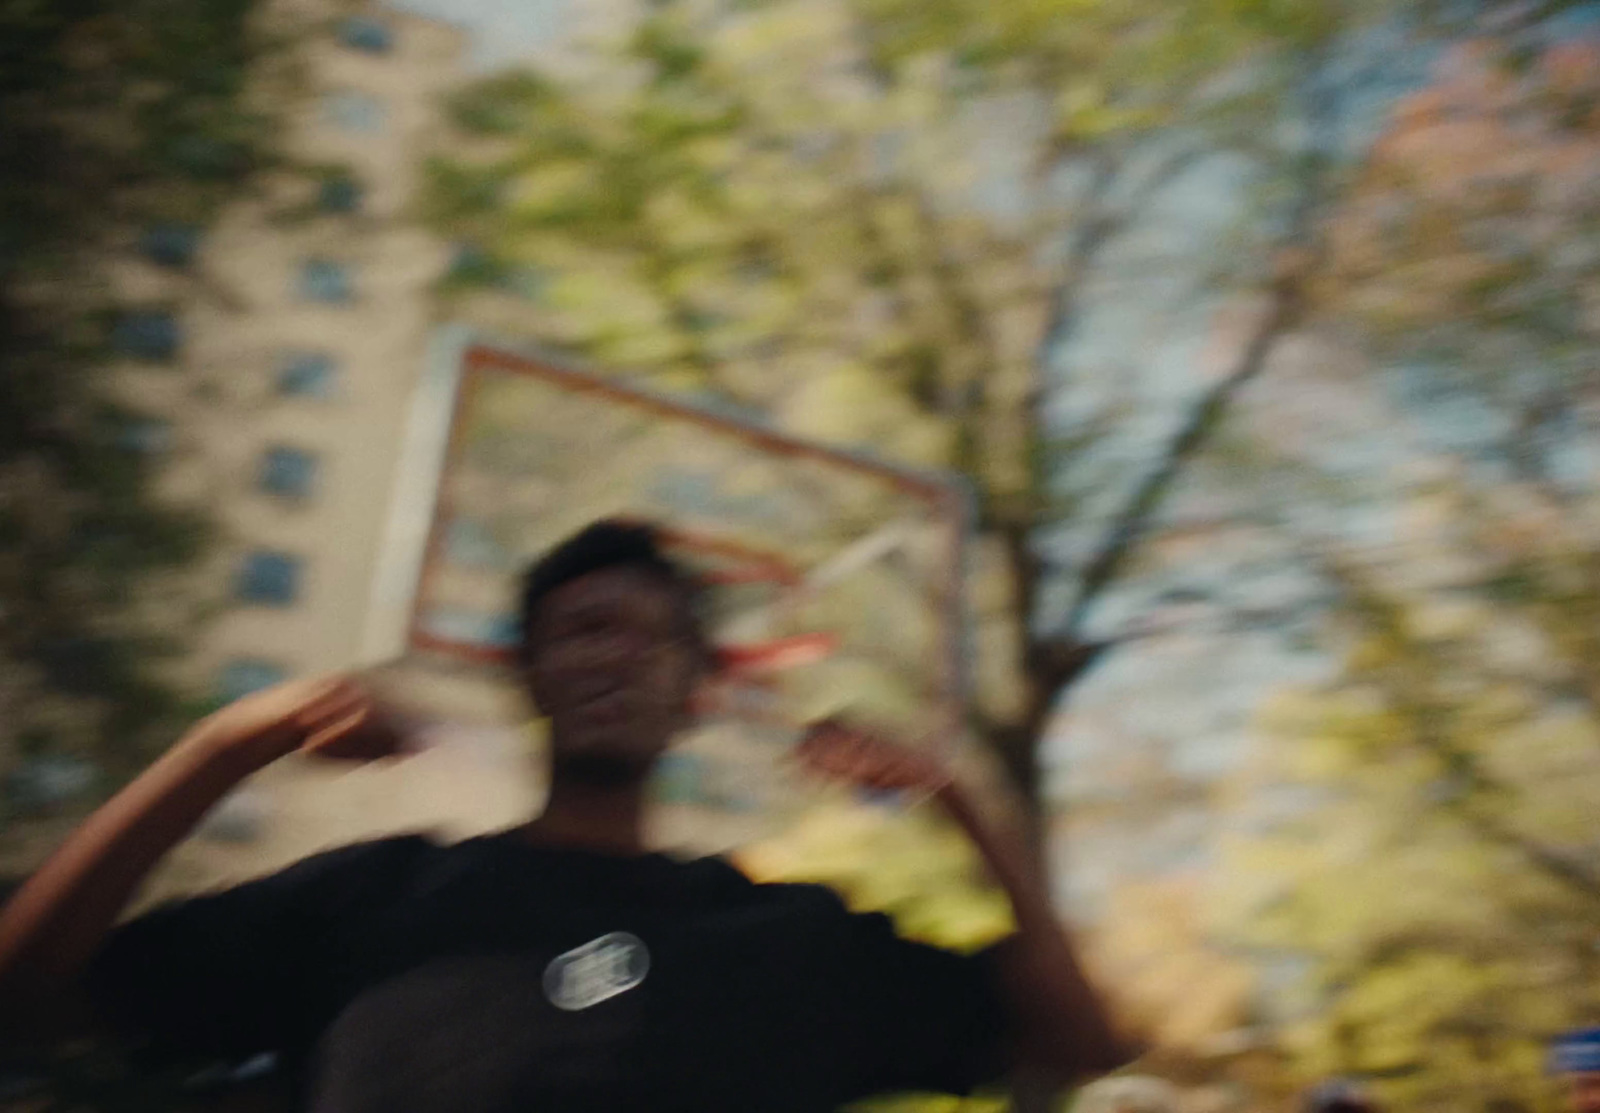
[423,0,1393,836]
[1210,30,1600,1110]
[424,5,1554,1109]
[1313,29,1600,499]
[422,7,1472,1105]
[0,0,296,841]
[0,3,297,1106]
[1217,489,1600,1112]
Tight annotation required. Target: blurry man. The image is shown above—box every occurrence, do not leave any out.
[0,519,1132,1113]
[1552,1027,1600,1113]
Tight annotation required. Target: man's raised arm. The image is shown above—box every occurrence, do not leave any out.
[0,677,395,1044]
[796,721,1139,1086]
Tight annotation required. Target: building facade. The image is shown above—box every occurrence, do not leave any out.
[85,3,524,898]
[113,5,463,695]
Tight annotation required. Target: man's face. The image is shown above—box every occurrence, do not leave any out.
[1568,1072,1600,1113]
[523,566,702,774]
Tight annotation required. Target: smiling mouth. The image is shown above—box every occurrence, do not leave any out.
[572,679,630,718]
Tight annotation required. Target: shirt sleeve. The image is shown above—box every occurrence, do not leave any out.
[832,901,1012,1097]
[87,835,428,1060]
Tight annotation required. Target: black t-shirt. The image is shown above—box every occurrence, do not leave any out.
[89,833,1010,1113]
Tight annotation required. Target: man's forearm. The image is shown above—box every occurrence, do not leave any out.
[936,785,1135,1082]
[0,722,282,1040]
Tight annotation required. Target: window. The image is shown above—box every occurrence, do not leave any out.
[217,659,287,702]
[339,16,394,54]
[300,259,352,303]
[277,351,337,398]
[5,754,95,813]
[319,176,362,213]
[235,550,301,606]
[324,91,386,133]
[118,416,173,454]
[140,224,200,268]
[257,446,319,500]
[112,310,180,361]
[448,243,496,284]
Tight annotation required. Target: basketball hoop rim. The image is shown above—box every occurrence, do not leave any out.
[400,335,978,739]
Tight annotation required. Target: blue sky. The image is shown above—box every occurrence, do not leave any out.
[388,0,574,70]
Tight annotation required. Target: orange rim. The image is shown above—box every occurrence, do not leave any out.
[715,633,837,674]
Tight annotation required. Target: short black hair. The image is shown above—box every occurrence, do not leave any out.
[516,518,708,664]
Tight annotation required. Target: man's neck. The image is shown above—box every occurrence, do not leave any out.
[518,774,650,856]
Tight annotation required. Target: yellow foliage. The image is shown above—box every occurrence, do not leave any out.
[1322,33,1600,383]
[737,800,1015,953]
[645,193,737,254]
[1087,879,1255,1051]
[777,363,906,445]
[507,162,593,218]
[1224,546,1600,1111]
[884,415,957,469]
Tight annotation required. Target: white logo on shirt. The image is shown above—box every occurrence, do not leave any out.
[543,932,650,1011]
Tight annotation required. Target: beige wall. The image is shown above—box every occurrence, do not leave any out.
[72,4,486,895]
[189,9,463,683]
[107,5,465,688]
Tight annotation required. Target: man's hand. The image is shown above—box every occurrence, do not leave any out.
[797,717,1133,1087]
[0,673,401,1046]
[193,676,406,767]
[795,718,954,798]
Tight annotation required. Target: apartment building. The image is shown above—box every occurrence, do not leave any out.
[83,3,542,897]
[9,1,793,894]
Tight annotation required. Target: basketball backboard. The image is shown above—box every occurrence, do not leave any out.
[361,328,972,835]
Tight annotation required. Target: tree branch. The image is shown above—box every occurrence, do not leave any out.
[1032,153,1121,374]
[1031,140,1211,373]
[1054,45,1340,643]
[1459,805,1600,903]
[1320,552,1600,905]
[1057,276,1305,640]
[902,186,1008,417]
[973,141,1220,823]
